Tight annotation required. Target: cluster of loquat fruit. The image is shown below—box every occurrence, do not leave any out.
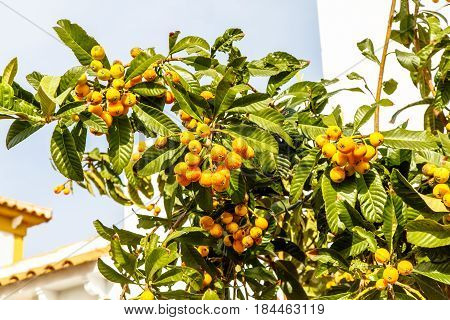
[315,126,384,183]
[53,183,71,196]
[172,114,254,191]
[424,163,450,207]
[197,204,269,256]
[72,45,177,135]
[373,248,414,290]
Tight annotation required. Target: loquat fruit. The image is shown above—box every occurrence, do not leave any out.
[422,163,437,177]
[211,145,227,162]
[369,132,384,147]
[235,204,248,217]
[326,126,342,141]
[88,104,103,117]
[131,153,141,161]
[75,84,90,98]
[63,188,70,195]
[196,124,211,138]
[138,141,147,153]
[209,223,223,238]
[77,73,87,85]
[353,144,367,158]
[200,91,214,100]
[176,174,190,187]
[122,92,137,108]
[225,151,242,170]
[185,152,201,167]
[375,248,390,264]
[130,47,142,58]
[100,111,113,128]
[97,68,111,81]
[322,142,337,159]
[197,246,209,257]
[140,289,155,300]
[432,183,449,199]
[165,91,175,104]
[110,64,125,79]
[330,167,346,183]
[383,266,399,284]
[331,152,348,166]
[232,137,248,155]
[53,185,64,194]
[199,170,213,187]
[174,162,189,176]
[106,88,120,102]
[71,114,80,122]
[200,216,215,231]
[397,260,413,276]
[244,146,255,160]
[143,68,157,82]
[226,222,239,234]
[254,217,268,230]
[90,45,105,60]
[154,137,168,149]
[90,91,103,105]
[354,161,370,175]
[233,229,246,240]
[180,131,195,145]
[154,206,161,215]
[242,235,254,248]
[363,145,377,161]
[166,70,180,83]
[434,167,449,184]
[107,101,125,117]
[90,60,103,72]
[233,240,245,254]
[337,137,356,154]
[375,279,387,290]
[223,235,233,247]
[250,226,263,239]
[188,140,202,154]
[186,166,202,182]
[345,165,355,177]
[443,193,450,207]
[220,212,233,224]
[202,272,212,288]
[315,134,329,148]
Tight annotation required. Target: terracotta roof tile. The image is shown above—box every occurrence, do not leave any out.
[0,196,52,221]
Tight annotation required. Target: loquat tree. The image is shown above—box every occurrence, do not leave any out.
[0,0,449,300]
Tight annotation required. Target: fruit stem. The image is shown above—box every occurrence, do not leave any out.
[352,286,376,300]
[374,0,397,133]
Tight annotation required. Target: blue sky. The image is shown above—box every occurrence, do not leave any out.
[0,0,322,257]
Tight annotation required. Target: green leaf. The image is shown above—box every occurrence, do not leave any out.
[133,103,180,137]
[135,142,186,176]
[273,260,308,300]
[25,71,44,91]
[110,238,136,274]
[406,219,450,248]
[356,170,386,223]
[395,50,420,72]
[290,150,320,204]
[6,120,43,150]
[211,28,245,55]
[55,101,86,117]
[383,79,398,95]
[170,36,210,55]
[381,128,438,151]
[414,262,450,285]
[224,124,278,154]
[97,259,131,284]
[131,82,167,97]
[307,248,350,270]
[54,19,110,68]
[391,169,449,217]
[93,219,114,240]
[71,122,87,153]
[352,226,377,252]
[0,83,14,109]
[162,227,204,246]
[146,242,179,280]
[2,57,18,85]
[321,171,357,233]
[298,124,327,140]
[202,289,220,300]
[37,76,60,117]
[59,66,88,94]
[154,266,202,290]
[227,93,271,113]
[170,84,202,121]
[79,112,108,134]
[50,125,83,181]
[357,38,380,64]
[382,195,398,252]
[215,84,250,117]
[107,117,134,174]
[125,52,164,82]
[248,108,293,146]
[353,105,375,134]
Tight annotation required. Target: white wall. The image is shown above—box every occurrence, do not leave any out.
[317,0,447,132]
[0,231,14,267]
